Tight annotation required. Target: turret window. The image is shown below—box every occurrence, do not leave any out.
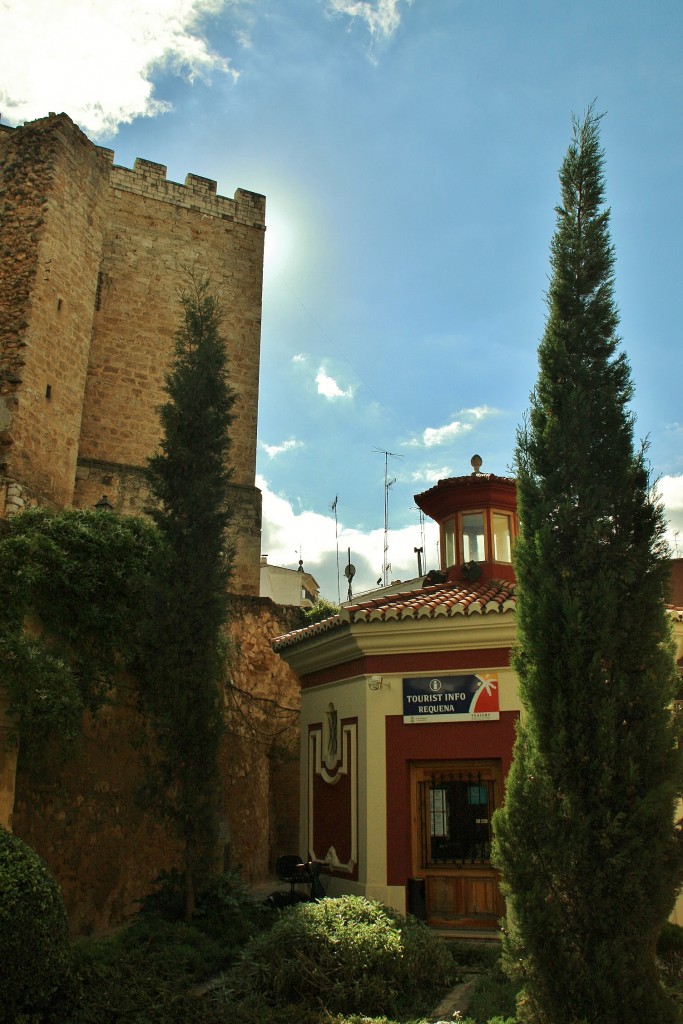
[462,512,485,562]
[443,518,455,567]
[493,513,512,562]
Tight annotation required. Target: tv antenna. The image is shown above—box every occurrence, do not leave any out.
[330,495,340,604]
[410,505,428,577]
[374,447,402,587]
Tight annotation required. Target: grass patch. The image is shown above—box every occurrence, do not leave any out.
[463,959,519,1024]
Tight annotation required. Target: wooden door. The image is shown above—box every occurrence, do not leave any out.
[411,760,504,929]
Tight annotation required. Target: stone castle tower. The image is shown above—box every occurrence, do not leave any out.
[0,112,265,594]
[0,115,305,931]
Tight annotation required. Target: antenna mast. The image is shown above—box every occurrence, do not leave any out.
[330,495,340,604]
[411,504,428,577]
[374,447,402,587]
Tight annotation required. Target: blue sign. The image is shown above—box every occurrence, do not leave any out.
[402,674,500,724]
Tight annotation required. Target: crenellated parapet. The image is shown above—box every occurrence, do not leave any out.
[106,155,266,228]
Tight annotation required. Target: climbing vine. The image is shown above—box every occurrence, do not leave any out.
[0,507,161,759]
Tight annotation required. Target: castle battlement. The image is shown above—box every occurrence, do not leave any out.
[0,114,265,227]
[107,156,266,227]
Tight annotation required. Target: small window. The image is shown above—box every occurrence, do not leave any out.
[419,768,498,865]
[429,787,448,837]
[462,512,485,562]
[442,518,455,568]
[467,784,488,806]
[493,513,512,562]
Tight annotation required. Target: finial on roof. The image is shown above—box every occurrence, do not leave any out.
[471,454,483,475]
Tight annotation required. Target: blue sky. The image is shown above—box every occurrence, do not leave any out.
[3,0,682,601]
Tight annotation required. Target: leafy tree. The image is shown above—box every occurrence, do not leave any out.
[0,826,70,1023]
[0,507,159,761]
[493,109,683,1023]
[140,276,236,920]
[304,597,340,625]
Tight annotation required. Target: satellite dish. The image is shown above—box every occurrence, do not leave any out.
[462,560,482,582]
[344,563,356,579]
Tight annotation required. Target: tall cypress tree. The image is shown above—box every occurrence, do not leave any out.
[493,109,683,1023]
[140,276,235,920]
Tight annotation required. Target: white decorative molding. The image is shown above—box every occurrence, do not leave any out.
[308,721,358,873]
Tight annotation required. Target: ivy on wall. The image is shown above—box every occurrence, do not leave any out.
[0,507,160,759]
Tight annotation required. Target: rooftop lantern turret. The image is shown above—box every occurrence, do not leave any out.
[414,455,517,585]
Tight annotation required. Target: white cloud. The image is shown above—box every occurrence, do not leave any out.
[459,404,500,420]
[260,438,303,459]
[660,475,683,511]
[316,368,353,400]
[0,0,239,138]
[406,405,501,448]
[292,353,307,363]
[659,474,683,556]
[258,474,438,601]
[327,0,410,40]
[423,421,473,447]
[411,467,452,484]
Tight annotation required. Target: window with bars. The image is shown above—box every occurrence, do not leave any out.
[418,770,496,867]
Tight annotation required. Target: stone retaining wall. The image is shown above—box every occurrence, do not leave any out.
[11,596,303,934]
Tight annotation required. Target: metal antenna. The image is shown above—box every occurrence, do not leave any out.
[410,505,428,576]
[330,495,340,604]
[373,447,402,587]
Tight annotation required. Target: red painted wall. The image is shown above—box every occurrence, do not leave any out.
[385,711,518,886]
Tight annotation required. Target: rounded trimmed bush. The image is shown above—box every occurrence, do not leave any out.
[657,922,683,984]
[0,826,70,1022]
[222,894,454,1018]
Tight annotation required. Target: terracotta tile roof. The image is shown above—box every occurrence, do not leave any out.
[414,472,515,504]
[271,579,516,652]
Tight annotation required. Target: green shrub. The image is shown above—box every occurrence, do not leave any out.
[54,917,228,1024]
[193,870,273,944]
[215,895,453,1019]
[137,868,187,920]
[139,867,273,947]
[657,922,683,986]
[304,598,340,625]
[0,827,70,1023]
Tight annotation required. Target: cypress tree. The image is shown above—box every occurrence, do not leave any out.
[141,276,235,920]
[493,109,683,1023]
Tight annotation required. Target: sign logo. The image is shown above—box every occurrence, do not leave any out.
[402,674,500,724]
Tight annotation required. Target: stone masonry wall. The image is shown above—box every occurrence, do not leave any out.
[11,597,303,934]
[77,155,265,492]
[78,145,264,595]
[223,597,304,875]
[72,467,262,598]
[0,115,110,508]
